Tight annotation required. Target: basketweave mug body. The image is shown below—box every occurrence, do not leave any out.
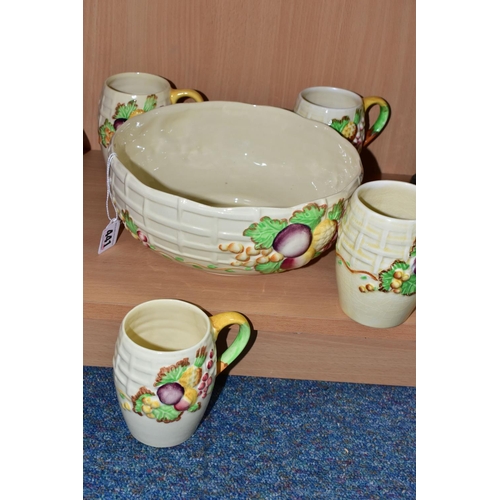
[113,299,251,447]
[98,72,203,162]
[335,181,416,328]
[294,86,390,152]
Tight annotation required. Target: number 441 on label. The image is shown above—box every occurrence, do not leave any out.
[98,219,120,254]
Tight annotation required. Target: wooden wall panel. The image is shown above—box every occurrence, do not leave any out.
[83,0,415,176]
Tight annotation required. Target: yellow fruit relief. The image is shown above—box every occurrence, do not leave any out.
[312,219,338,252]
[179,346,207,388]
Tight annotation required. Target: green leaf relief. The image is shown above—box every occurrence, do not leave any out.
[243,217,287,249]
[125,218,138,235]
[329,121,341,133]
[143,95,158,112]
[380,270,394,291]
[354,108,362,125]
[157,365,188,385]
[391,261,410,272]
[98,119,114,135]
[153,404,181,422]
[289,204,325,231]
[255,260,282,274]
[98,120,115,147]
[360,275,367,280]
[113,100,138,119]
[207,264,218,269]
[135,394,150,413]
[401,274,416,295]
[195,355,207,368]
[330,116,351,133]
[328,199,345,221]
[121,211,138,234]
[188,403,201,413]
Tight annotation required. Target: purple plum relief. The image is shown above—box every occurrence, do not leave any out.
[157,382,184,405]
[273,224,312,257]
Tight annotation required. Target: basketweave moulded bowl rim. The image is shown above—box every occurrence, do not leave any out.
[108,101,363,211]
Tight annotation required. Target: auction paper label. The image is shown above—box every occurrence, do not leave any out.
[98,219,120,254]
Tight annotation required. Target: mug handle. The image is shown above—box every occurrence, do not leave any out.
[362,96,390,147]
[170,89,204,103]
[209,312,251,374]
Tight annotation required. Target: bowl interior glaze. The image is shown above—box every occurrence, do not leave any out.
[111,101,362,209]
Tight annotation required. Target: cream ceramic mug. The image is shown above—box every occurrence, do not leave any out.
[335,181,416,328]
[98,72,204,162]
[113,299,251,447]
[294,86,390,151]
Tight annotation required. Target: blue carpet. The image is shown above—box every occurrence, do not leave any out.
[83,366,415,499]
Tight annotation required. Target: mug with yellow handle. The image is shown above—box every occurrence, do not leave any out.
[98,72,204,162]
[113,299,251,447]
[294,86,390,152]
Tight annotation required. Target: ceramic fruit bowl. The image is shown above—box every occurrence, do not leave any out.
[108,101,363,275]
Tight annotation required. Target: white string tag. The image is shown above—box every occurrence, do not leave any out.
[98,153,120,255]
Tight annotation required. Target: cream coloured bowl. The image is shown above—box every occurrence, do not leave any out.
[109,101,363,275]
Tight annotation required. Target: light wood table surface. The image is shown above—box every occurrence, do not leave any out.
[84,150,415,386]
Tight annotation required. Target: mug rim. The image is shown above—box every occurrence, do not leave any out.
[354,180,416,223]
[121,298,211,355]
[105,72,171,95]
[299,86,363,111]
